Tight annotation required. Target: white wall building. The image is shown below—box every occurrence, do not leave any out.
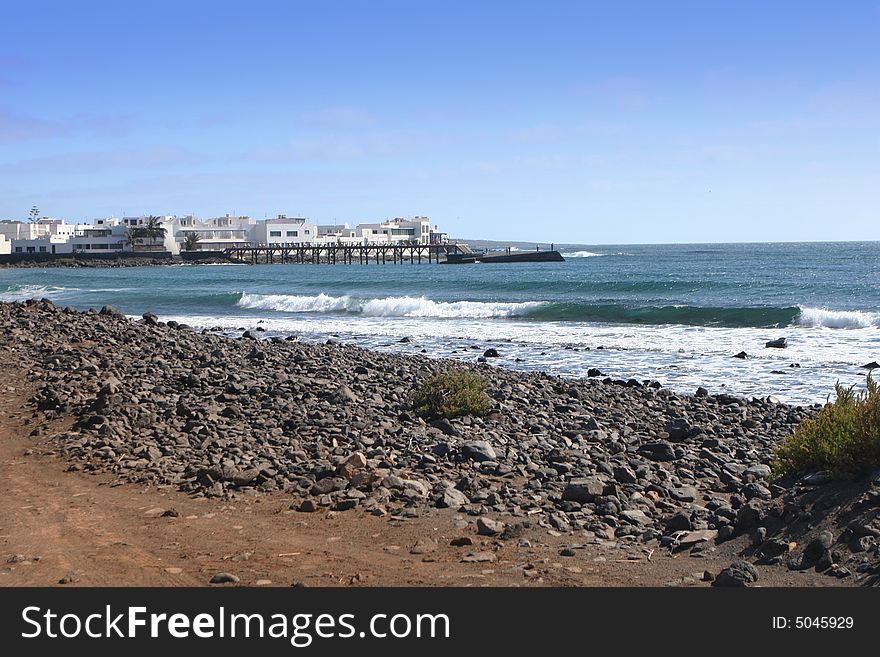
[356,217,432,244]
[1,212,445,256]
[175,214,256,252]
[251,216,318,245]
[3,219,84,254]
[69,219,130,253]
[0,220,46,241]
[9,235,74,255]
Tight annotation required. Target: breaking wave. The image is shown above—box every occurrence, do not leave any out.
[234,293,880,328]
[562,251,605,257]
[796,306,880,329]
[236,293,545,318]
[0,284,75,300]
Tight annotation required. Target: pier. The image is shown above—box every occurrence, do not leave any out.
[222,242,471,265]
[445,249,565,264]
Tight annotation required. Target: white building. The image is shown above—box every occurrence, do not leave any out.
[0,220,47,242]
[3,218,84,254]
[69,219,129,253]
[316,223,358,240]
[429,224,449,244]
[0,212,446,256]
[356,217,432,244]
[9,235,74,255]
[175,214,256,252]
[251,216,318,245]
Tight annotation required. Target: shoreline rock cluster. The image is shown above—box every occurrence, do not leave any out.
[3,299,878,585]
[0,256,231,269]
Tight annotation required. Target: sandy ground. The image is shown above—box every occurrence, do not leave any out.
[0,372,846,588]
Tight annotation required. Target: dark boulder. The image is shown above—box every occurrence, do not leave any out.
[712,560,759,587]
[638,442,677,462]
[562,477,605,503]
[664,417,692,441]
[461,440,497,462]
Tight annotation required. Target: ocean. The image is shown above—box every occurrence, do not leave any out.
[2,241,878,406]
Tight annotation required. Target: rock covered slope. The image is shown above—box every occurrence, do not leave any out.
[3,299,878,585]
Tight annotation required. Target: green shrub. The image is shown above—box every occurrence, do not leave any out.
[413,370,492,419]
[772,375,880,478]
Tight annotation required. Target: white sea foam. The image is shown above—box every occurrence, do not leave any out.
[236,293,545,318]
[0,284,74,300]
[562,251,605,257]
[238,292,355,313]
[359,296,544,318]
[162,309,879,406]
[796,306,880,329]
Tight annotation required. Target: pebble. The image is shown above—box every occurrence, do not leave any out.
[476,517,505,536]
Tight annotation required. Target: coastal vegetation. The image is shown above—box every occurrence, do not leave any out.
[773,375,880,478]
[412,370,492,419]
[183,232,202,251]
[126,215,167,251]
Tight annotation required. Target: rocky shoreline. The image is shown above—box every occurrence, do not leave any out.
[3,299,879,586]
[0,255,232,269]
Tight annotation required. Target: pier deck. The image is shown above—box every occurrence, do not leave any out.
[222,242,470,265]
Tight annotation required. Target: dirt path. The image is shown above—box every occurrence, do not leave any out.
[0,373,845,588]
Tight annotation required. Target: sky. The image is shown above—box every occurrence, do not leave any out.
[0,0,878,243]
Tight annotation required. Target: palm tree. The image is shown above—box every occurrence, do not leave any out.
[183,232,202,251]
[124,216,166,252]
[144,215,167,251]
[125,225,145,251]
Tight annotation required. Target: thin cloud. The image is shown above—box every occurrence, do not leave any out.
[0,147,202,174]
[0,106,132,142]
[0,107,66,142]
[300,106,379,128]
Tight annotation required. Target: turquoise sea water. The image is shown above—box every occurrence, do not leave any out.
[2,242,878,405]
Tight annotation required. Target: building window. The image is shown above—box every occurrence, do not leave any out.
[14,247,22,253]
[270,230,282,237]
[39,246,47,252]
[287,230,297,237]
[304,229,310,235]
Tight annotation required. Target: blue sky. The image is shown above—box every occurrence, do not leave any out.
[1,0,877,243]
